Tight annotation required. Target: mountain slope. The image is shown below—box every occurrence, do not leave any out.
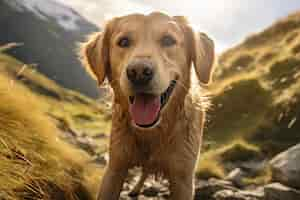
[0,43,112,199]
[0,0,100,98]
[206,11,300,155]
[0,45,111,138]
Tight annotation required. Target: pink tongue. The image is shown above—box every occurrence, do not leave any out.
[129,94,161,126]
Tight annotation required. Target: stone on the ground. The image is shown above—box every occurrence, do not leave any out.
[264,182,300,200]
[143,186,160,197]
[214,188,264,200]
[226,168,246,187]
[194,178,237,200]
[92,153,108,165]
[270,143,300,188]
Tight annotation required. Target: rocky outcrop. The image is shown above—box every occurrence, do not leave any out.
[60,128,300,200]
[196,179,300,200]
[195,179,238,200]
[264,183,300,200]
[214,188,264,200]
[225,168,247,187]
[270,143,300,188]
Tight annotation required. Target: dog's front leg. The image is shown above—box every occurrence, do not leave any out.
[169,171,194,200]
[97,167,128,200]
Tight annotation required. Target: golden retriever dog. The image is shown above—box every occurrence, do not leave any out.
[80,12,215,200]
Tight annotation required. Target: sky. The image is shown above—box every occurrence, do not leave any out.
[58,0,300,53]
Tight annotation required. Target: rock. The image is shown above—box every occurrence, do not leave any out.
[92,153,108,165]
[238,189,265,200]
[226,168,246,187]
[143,186,160,197]
[240,160,267,174]
[139,196,165,200]
[76,137,97,155]
[121,170,170,199]
[92,133,107,139]
[264,183,300,200]
[194,178,238,200]
[215,190,239,200]
[159,190,170,199]
[142,178,169,197]
[214,188,264,200]
[270,143,300,188]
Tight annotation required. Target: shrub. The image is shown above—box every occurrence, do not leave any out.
[231,54,255,68]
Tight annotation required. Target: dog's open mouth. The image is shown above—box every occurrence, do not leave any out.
[129,80,177,128]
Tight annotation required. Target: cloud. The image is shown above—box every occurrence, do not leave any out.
[57,0,300,52]
[132,0,300,52]
[57,0,152,26]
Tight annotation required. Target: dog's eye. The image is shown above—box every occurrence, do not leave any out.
[161,35,176,47]
[117,37,131,48]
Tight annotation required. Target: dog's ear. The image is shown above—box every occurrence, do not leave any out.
[191,32,215,84]
[80,20,115,85]
[175,16,215,85]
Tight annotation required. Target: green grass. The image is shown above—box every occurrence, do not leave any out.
[206,79,273,143]
[258,51,278,64]
[230,54,255,68]
[0,49,111,137]
[242,166,272,186]
[196,159,225,180]
[217,140,262,162]
[2,47,113,155]
[207,11,300,150]
[291,42,300,54]
[197,140,262,179]
[0,48,108,199]
[197,140,271,185]
[0,73,104,199]
[267,57,300,89]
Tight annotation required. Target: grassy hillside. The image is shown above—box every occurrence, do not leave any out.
[197,11,300,180]
[0,45,111,138]
[0,45,110,199]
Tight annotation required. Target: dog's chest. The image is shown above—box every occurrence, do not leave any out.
[133,125,192,174]
[135,137,168,162]
[136,144,170,174]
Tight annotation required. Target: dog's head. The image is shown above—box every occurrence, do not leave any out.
[80,12,215,129]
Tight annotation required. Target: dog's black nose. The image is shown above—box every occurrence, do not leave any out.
[126,60,154,86]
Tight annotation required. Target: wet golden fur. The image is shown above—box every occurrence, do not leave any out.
[80,12,215,200]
